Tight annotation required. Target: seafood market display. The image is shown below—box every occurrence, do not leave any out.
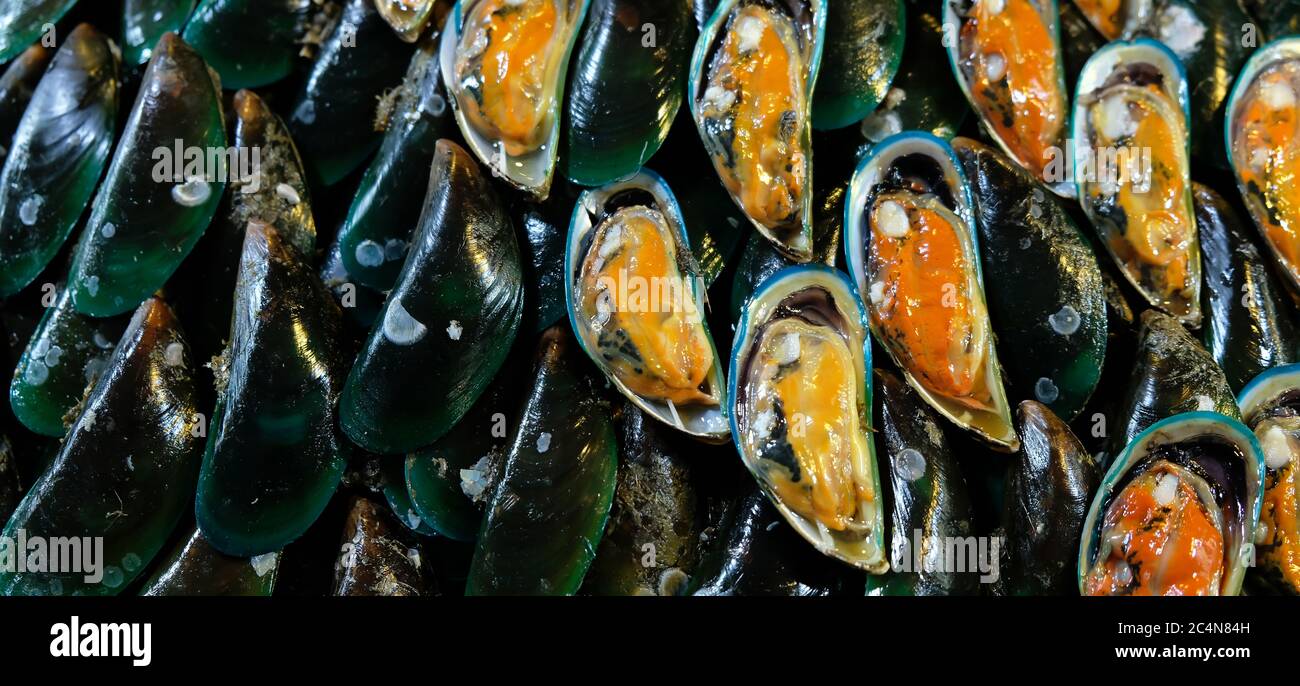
[1,0,1300,597]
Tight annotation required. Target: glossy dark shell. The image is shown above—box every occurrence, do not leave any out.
[1196,183,1299,394]
[0,298,203,596]
[466,325,618,595]
[122,0,195,67]
[812,0,904,130]
[0,44,52,154]
[288,0,413,186]
[340,139,524,455]
[1113,309,1240,453]
[67,33,226,317]
[583,403,704,596]
[182,0,310,89]
[866,368,978,596]
[195,223,349,557]
[140,527,279,596]
[0,24,118,298]
[689,484,862,596]
[337,38,451,291]
[563,0,695,186]
[953,136,1106,421]
[997,400,1100,595]
[332,496,429,596]
[0,0,78,64]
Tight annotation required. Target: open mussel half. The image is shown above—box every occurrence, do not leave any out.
[1226,37,1300,296]
[440,0,589,198]
[1238,364,1300,593]
[565,169,728,442]
[1078,411,1264,595]
[688,0,824,261]
[944,0,1071,195]
[728,265,886,571]
[844,131,1019,452]
[1072,38,1200,326]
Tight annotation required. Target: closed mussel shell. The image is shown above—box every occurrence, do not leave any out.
[998,400,1100,595]
[1196,183,1300,394]
[866,368,978,596]
[953,136,1106,422]
[0,1,79,65]
[563,0,696,187]
[340,139,524,455]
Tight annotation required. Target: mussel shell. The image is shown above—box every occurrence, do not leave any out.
[0,44,52,154]
[0,24,118,298]
[440,0,590,199]
[140,527,280,596]
[689,483,863,595]
[1196,183,1300,393]
[844,130,1019,451]
[0,298,204,596]
[1238,363,1300,594]
[953,136,1107,422]
[333,496,430,596]
[562,0,696,187]
[195,223,349,558]
[122,0,195,67]
[729,264,887,571]
[1240,363,1300,425]
[729,184,843,323]
[0,434,19,525]
[340,139,524,455]
[66,32,226,318]
[0,1,79,64]
[1077,411,1264,595]
[1242,0,1300,42]
[466,325,619,595]
[687,0,824,261]
[999,400,1100,595]
[375,0,444,42]
[1071,38,1200,325]
[944,0,1072,195]
[289,0,413,187]
[337,37,451,291]
[1224,37,1300,296]
[866,368,978,596]
[9,284,128,437]
[811,0,904,131]
[1116,309,1240,453]
[583,402,706,595]
[182,0,311,89]
[565,168,729,441]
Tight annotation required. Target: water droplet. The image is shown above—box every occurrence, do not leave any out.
[1048,305,1081,335]
[102,566,124,588]
[897,449,927,481]
[354,240,384,268]
[384,238,407,261]
[43,345,62,368]
[164,342,184,367]
[172,177,211,207]
[122,553,142,572]
[100,222,116,238]
[85,275,99,296]
[537,432,552,453]
[383,298,427,345]
[1018,237,1032,250]
[24,361,48,386]
[1035,377,1059,403]
[19,195,42,226]
[295,99,316,125]
[446,320,463,340]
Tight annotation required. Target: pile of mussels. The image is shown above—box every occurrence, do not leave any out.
[0,0,1298,596]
